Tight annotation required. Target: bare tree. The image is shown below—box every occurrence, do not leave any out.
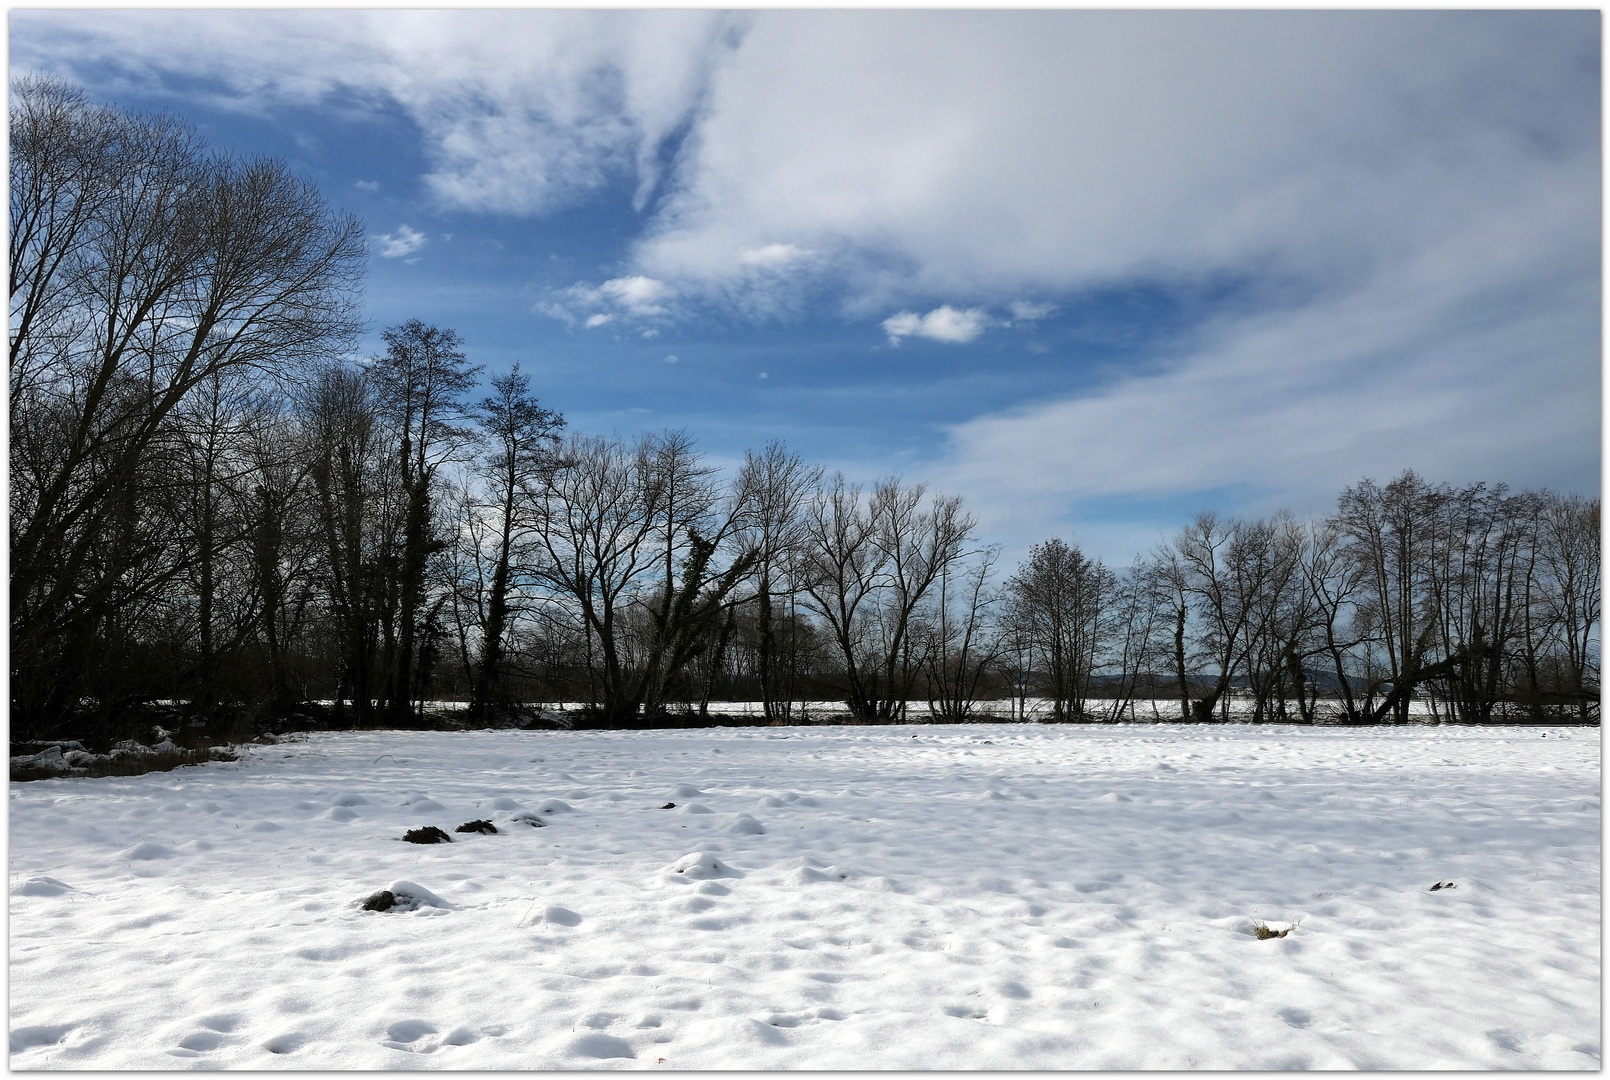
[1528,493,1601,720]
[802,475,975,723]
[368,320,482,723]
[463,365,562,722]
[922,545,1003,722]
[10,76,364,739]
[733,442,822,723]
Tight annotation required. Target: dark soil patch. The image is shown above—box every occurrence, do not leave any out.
[455,819,497,835]
[402,826,452,844]
[362,889,398,911]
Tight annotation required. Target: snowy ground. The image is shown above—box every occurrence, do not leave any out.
[8,723,1600,1070]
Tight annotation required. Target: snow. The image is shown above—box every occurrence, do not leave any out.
[8,723,1600,1069]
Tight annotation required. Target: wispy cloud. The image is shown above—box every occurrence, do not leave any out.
[1008,301,1054,322]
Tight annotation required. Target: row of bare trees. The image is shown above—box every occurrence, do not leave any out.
[10,78,1598,745]
[989,478,1599,726]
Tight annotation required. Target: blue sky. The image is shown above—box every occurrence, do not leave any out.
[11,10,1600,562]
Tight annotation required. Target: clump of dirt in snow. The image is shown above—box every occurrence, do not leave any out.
[361,880,451,913]
[455,819,497,834]
[402,826,452,844]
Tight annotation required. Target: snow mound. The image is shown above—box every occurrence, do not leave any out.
[12,876,74,897]
[330,793,369,807]
[788,865,853,885]
[120,841,175,861]
[486,797,524,810]
[508,811,546,827]
[725,813,766,835]
[681,803,714,815]
[672,784,708,798]
[402,794,447,813]
[362,880,452,913]
[544,905,583,927]
[320,806,359,822]
[756,796,787,808]
[1096,792,1132,803]
[667,852,741,879]
[536,799,573,814]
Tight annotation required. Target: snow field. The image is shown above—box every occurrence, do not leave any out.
[8,723,1601,1069]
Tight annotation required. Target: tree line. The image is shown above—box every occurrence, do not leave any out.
[11,78,1600,745]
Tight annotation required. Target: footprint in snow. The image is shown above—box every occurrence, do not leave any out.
[569,1033,635,1059]
[261,1031,311,1055]
[9,1024,75,1054]
[174,1030,227,1054]
[381,1019,439,1054]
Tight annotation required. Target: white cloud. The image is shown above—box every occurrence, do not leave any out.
[662,354,678,364]
[353,179,380,192]
[11,10,733,217]
[375,224,427,259]
[600,275,672,315]
[542,275,675,328]
[936,182,1599,553]
[882,306,991,345]
[18,11,1594,522]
